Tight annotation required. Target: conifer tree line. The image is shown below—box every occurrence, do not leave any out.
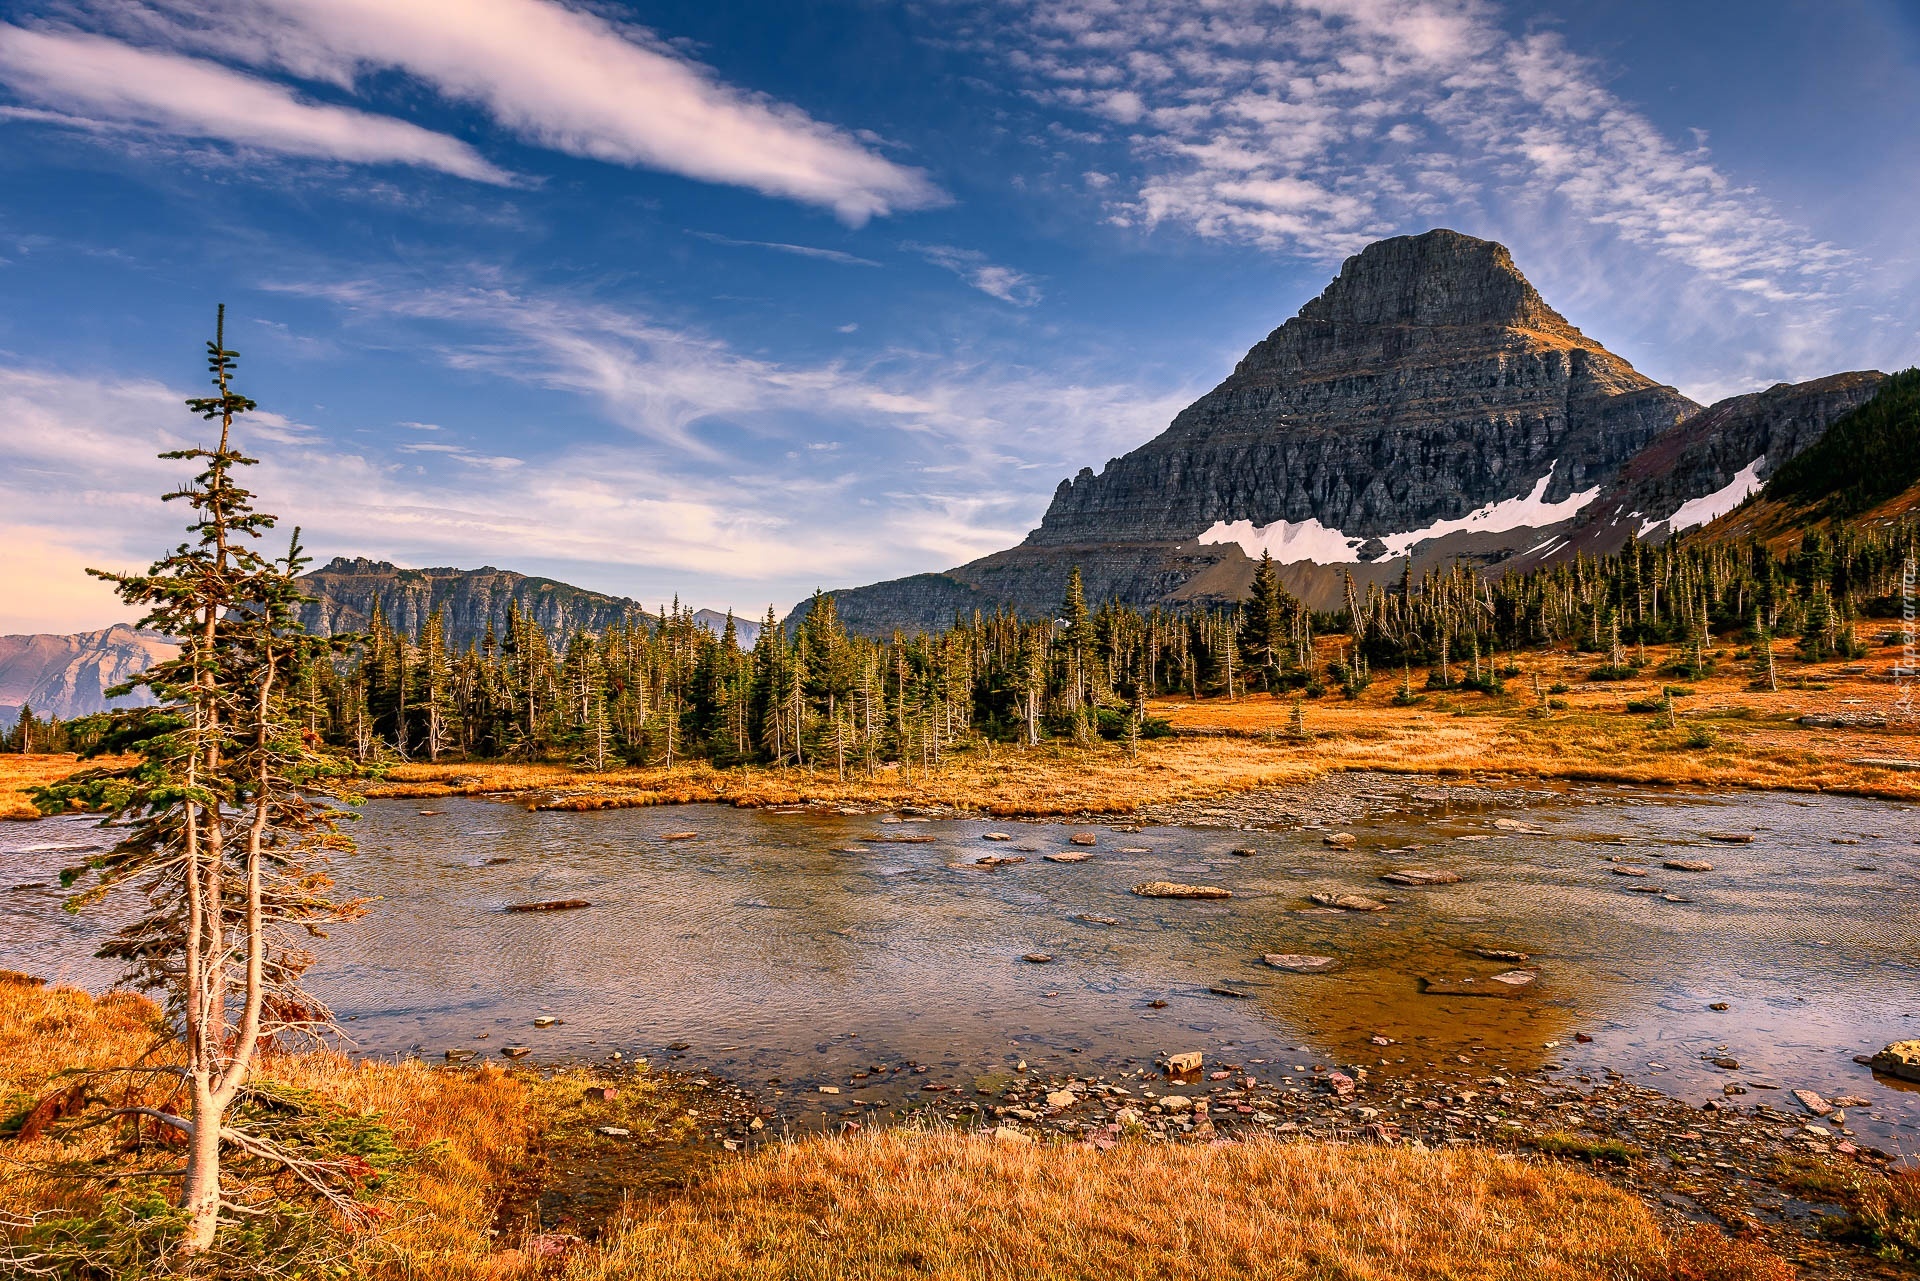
[9,519,1913,764]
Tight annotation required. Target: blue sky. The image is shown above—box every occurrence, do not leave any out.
[1,0,1916,632]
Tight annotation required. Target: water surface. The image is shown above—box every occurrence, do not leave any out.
[4,781,1916,1153]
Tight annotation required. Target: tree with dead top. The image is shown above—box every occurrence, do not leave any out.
[35,307,364,1259]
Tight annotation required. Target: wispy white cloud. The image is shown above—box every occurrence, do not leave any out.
[118,0,945,221]
[687,230,882,266]
[907,243,1043,306]
[995,0,1852,306]
[0,23,513,183]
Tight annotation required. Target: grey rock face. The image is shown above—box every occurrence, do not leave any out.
[0,624,178,721]
[1534,371,1888,560]
[294,558,646,649]
[1029,229,1698,545]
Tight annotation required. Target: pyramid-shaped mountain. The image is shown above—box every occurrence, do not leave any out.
[805,229,1703,631]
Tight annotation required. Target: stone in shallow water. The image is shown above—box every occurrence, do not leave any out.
[1264,953,1336,972]
[1474,948,1531,962]
[1133,881,1231,899]
[1323,832,1357,848]
[1663,859,1714,872]
[1070,832,1098,846]
[1870,1041,1920,1083]
[1380,869,1459,886]
[1488,970,1536,987]
[1705,832,1753,843]
[1045,852,1092,864]
[1308,892,1387,912]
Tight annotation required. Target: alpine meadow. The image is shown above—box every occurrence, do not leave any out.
[2,2,1919,1279]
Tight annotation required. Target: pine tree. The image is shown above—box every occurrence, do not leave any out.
[36,309,364,1255]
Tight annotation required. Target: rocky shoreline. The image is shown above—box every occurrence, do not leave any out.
[518,1042,1908,1279]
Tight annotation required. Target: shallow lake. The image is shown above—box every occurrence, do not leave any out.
[5,779,1916,1154]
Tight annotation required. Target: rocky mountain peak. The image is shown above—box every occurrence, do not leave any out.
[1296,229,1569,333]
[1226,228,1594,392]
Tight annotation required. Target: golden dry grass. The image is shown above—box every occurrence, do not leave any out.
[0,972,537,1280]
[574,1129,1666,1281]
[0,755,138,821]
[0,977,1796,1280]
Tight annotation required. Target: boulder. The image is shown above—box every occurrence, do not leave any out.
[1133,881,1231,899]
[1792,1089,1833,1116]
[1070,832,1098,846]
[1869,1041,1920,1083]
[1045,1089,1078,1109]
[1166,1051,1204,1083]
[1323,832,1357,848]
[1159,1094,1195,1114]
[983,832,1013,841]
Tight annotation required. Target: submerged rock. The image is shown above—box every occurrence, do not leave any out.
[1263,953,1336,972]
[1380,869,1459,886]
[1308,892,1387,912]
[504,899,592,913]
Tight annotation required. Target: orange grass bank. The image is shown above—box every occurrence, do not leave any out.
[0,755,139,822]
[1,976,1799,1281]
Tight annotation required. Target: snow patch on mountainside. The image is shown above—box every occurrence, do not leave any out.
[1645,456,1767,537]
[1201,462,1599,564]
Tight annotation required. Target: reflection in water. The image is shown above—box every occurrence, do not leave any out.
[4,783,1916,1152]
